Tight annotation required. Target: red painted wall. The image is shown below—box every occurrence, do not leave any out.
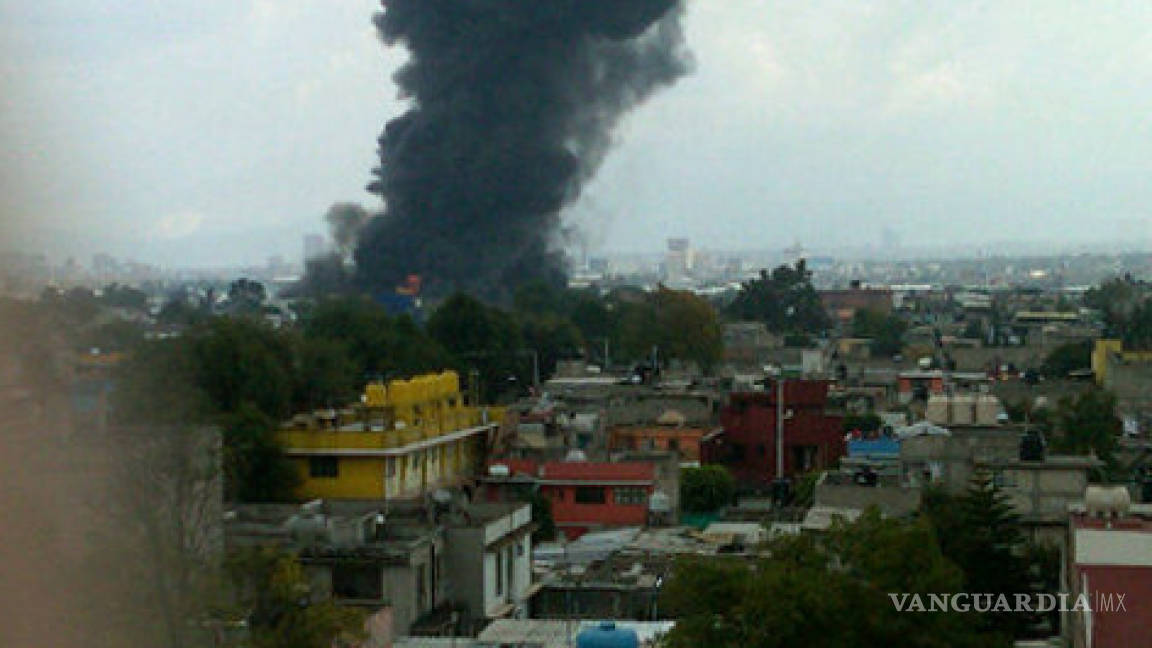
[703,381,844,486]
[541,483,652,535]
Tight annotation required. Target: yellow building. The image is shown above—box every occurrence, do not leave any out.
[1092,339,1152,386]
[278,371,499,500]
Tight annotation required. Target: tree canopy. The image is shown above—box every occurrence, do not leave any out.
[851,307,908,357]
[226,548,366,648]
[922,475,1052,639]
[1040,340,1093,378]
[726,261,830,335]
[661,510,1003,648]
[680,466,735,513]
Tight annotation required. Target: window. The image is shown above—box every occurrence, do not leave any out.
[668,438,680,454]
[574,486,606,504]
[332,565,383,600]
[614,487,648,506]
[386,457,396,478]
[309,456,339,478]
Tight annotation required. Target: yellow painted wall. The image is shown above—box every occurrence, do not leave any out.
[279,371,494,500]
[292,456,385,499]
[1093,339,1152,385]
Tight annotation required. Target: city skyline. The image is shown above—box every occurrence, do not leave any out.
[6,2,1152,267]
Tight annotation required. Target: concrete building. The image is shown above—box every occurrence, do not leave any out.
[277,372,498,501]
[225,499,534,641]
[1094,339,1152,417]
[813,471,922,518]
[443,502,535,630]
[900,423,1102,546]
[975,456,1102,545]
[899,425,1021,491]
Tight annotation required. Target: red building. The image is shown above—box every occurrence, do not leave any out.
[479,460,656,539]
[1067,508,1152,647]
[702,380,844,487]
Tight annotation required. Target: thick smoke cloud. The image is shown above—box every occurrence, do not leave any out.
[355,0,690,299]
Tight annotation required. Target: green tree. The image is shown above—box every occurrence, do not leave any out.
[80,318,146,353]
[923,476,1048,639]
[427,293,525,400]
[1039,340,1093,378]
[303,296,451,381]
[680,466,735,513]
[226,548,366,648]
[291,335,358,410]
[518,312,584,380]
[1051,388,1120,468]
[662,511,1001,648]
[842,412,883,433]
[852,307,908,357]
[158,296,210,327]
[99,283,150,310]
[1124,298,1152,350]
[726,260,830,335]
[617,287,723,372]
[190,317,296,419]
[1084,275,1145,338]
[222,405,301,502]
[226,278,268,315]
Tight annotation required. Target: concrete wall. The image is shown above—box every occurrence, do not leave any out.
[815,474,922,517]
[614,450,681,523]
[900,428,1021,493]
[1105,361,1152,415]
[446,526,486,623]
[445,507,533,625]
[982,462,1093,521]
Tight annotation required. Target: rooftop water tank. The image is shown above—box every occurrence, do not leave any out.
[576,621,639,648]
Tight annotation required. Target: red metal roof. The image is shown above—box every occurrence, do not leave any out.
[539,461,655,483]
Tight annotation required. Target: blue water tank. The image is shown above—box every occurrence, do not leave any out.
[576,621,639,648]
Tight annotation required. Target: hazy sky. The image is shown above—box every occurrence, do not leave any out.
[4,1,1152,267]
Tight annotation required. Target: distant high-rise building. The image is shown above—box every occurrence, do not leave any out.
[665,237,693,278]
[881,226,901,250]
[303,234,328,262]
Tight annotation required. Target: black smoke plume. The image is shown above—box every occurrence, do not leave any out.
[355,0,690,300]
